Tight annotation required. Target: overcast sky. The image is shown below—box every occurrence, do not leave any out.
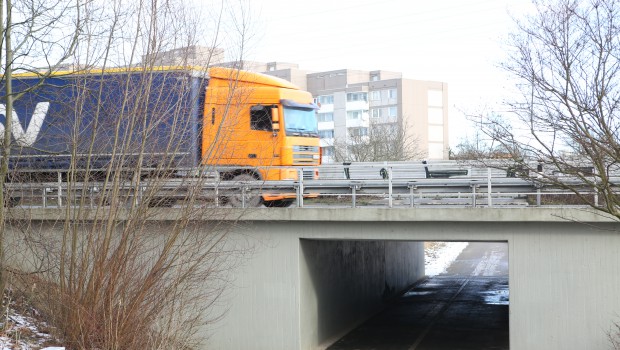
[225,0,534,147]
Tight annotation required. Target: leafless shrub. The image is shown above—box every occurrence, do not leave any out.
[475,0,620,220]
[331,118,422,162]
[1,0,257,348]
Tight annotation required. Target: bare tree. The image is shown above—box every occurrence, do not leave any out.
[476,0,620,218]
[0,0,84,300]
[331,118,421,162]
[2,0,258,348]
[450,128,510,160]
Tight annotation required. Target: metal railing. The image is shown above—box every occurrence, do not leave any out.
[2,161,612,209]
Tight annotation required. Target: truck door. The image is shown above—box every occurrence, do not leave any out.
[202,90,279,169]
[246,104,279,166]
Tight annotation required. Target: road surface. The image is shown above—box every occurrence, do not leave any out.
[328,242,509,350]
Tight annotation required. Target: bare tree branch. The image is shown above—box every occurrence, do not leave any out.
[476,0,620,219]
[331,117,422,162]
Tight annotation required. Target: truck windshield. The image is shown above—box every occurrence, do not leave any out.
[283,107,318,137]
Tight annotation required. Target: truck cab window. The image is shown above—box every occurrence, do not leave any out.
[250,105,272,131]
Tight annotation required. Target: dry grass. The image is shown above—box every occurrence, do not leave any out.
[1,275,64,348]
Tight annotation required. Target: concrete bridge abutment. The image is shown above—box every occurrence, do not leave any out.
[5,207,620,350]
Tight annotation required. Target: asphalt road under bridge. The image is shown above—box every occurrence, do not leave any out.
[328,242,509,350]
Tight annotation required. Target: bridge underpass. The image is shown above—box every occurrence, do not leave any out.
[6,207,620,350]
[327,241,509,350]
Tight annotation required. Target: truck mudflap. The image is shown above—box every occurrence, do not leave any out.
[262,192,319,207]
[261,193,319,201]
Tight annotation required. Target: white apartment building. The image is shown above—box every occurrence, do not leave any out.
[306,69,449,163]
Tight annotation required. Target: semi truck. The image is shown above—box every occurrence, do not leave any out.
[1,66,321,207]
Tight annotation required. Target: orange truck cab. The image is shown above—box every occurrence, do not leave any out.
[203,67,321,206]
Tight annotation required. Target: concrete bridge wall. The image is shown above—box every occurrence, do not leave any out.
[205,222,425,350]
[5,207,620,350]
[205,208,620,350]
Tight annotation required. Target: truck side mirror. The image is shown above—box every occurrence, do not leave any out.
[271,107,280,133]
[271,107,280,123]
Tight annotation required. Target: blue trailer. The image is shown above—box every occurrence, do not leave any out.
[2,68,206,174]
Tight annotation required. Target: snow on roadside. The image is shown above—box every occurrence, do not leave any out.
[424,242,469,276]
[0,298,65,350]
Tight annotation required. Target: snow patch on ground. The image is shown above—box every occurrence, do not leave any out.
[0,295,65,350]
[424,242,469,276]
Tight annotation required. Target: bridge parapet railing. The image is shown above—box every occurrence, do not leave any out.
[1,162,612,209]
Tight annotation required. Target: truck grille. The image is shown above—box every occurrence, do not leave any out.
[292,145,319,165]
[293,145,319,152]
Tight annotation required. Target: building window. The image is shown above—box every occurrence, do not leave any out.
[371,108,381,119]
[371,107,397,122]
[388,106,397,117]
[347,92,368,102]
[388,88,397,99]
[250,105,272,131]
[347,110,364,120]
[370,91,380,101]
[322,146,334,156]
[318,95,334,105]
[318,112,334,122]
[319,129,334,139]
[349,127,368,137]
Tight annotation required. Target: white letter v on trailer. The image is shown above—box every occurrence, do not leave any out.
[0,102,49,147]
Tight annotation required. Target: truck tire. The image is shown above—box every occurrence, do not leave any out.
[265,199,294,207]
[228,173,263,208]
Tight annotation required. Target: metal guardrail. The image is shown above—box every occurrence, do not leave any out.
[1,162,612,209]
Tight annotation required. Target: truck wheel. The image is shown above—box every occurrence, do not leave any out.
[265,199,294,208]
[228,174,263,208]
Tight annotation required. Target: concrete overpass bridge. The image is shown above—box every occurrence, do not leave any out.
[7,207,620,350]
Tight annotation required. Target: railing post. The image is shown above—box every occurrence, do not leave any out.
[594,189,599,207]
[536,187,541,206]
[132,171,140,207]
[42,187,47,208]
[214,171,220,207]
[487,168,492,208]
[471,184,477,207]
[241,185,246,208]
[295,180,302,207]
[409,184,416,208]
[298,168,304,208]
[89,186,94,208]
[139,185,146,207]
[388,167,393,208]
[57,171,62,207]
